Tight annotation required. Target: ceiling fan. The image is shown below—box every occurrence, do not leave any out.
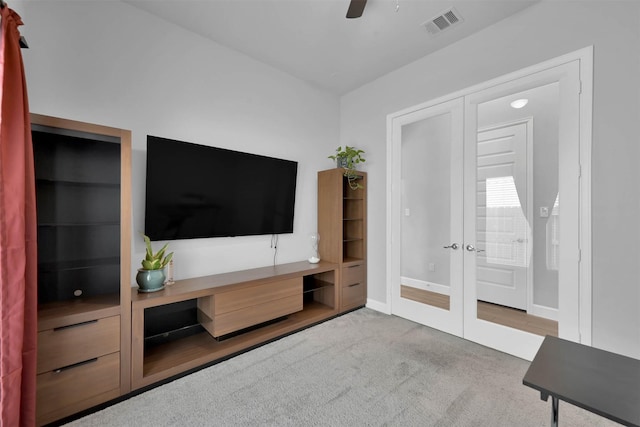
[346,0,367,19]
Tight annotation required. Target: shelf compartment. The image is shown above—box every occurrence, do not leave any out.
[303,271,336,308]
[140,302,336,383]
[32,129,121,185]
[343,239,364,261]
[38,262,121,304]
[35,180,120,225]
[343,220,363,241]
[37,224,120,265]
[343,198,364,219]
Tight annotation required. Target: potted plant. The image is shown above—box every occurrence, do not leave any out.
[328,145,365,190]
[136,234,174,293]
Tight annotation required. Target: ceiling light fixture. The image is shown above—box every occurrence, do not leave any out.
[510,99,529,109]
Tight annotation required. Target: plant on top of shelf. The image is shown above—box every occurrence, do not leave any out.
[136,234,174,293]
[328,145,365,190]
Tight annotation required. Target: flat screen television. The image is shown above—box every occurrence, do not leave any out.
[144,136,298,241]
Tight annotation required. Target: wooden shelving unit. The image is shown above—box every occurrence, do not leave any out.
[31,114,131,426]
[130,261,339,390]
[318,168,367,312]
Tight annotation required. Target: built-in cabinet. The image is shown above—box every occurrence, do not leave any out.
[318,168,367,311]
[31,114,131,426]
[31,133,367,423]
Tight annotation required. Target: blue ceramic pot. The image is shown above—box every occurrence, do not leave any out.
[136,268,166,293]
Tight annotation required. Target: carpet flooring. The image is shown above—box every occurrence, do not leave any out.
[67,308,618,426]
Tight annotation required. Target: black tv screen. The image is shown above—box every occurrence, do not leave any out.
[144,136,297,241]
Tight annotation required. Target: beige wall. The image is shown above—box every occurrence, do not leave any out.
[340,1,640,358]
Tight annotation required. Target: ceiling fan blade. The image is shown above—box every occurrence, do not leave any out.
[346,0,367,19]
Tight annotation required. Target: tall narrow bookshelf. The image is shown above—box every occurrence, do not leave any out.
[318,168,367,312]
[31,114,131,426]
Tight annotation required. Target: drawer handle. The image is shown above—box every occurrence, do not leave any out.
[53,319,98,332]
[348,283,360,288]
[54,357,98,373]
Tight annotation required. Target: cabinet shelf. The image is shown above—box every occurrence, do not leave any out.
[302,279,334,294]
[38,257,120,273]
[38,222,120,227]
[36,178,120,188]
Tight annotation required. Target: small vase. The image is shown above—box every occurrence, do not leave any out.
[136,268,166,293]
[336,157,349,168]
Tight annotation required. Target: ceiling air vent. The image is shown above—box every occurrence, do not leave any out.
[422,8,463,36]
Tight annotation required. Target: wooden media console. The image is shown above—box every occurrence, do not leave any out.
[130,260,340,390]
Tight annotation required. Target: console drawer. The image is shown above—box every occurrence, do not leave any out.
[37,315,120,375]
[213,294,302,337]
[36,352,120,424]
[342,263,365,287]
[215,277,302,314]
[342,281,366,311]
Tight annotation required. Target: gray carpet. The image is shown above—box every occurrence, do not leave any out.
[67,309,618,426]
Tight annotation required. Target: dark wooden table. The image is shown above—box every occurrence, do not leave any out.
[523,335,640,427]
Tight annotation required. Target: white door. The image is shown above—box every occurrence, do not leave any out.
[476,122,531,310]
[389,98,464,337]
[463,60,582,360]
[388,49,591,361]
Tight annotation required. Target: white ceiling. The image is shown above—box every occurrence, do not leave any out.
[125,0,539,95]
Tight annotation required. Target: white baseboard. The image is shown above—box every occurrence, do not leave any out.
[400,277,450,295]
[530,304,558,321]
[366,299,391,315]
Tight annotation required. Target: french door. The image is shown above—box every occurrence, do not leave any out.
[389,52,590,360]
[389,98,464,336]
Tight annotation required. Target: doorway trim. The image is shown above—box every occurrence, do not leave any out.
[386,46,593,350]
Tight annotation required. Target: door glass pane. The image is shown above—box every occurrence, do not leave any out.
[400,112,452,311]
[475,83,560,336]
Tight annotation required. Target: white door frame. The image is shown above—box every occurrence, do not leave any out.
[386,46,593,357]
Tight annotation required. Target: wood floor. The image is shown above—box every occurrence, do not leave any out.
[400,285,558,337]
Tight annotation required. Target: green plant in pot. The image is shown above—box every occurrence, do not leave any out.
[136,234,174,293]
[328,145,365,190]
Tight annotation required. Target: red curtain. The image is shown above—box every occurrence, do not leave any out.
[0,5,37,427]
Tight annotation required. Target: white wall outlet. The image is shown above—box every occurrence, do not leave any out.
[540,206,549,218]
[405,208,411,216]
[428,263,435,272]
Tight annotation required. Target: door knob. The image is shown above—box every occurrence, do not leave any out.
[443,243,459,250]
[466,244,485,253]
